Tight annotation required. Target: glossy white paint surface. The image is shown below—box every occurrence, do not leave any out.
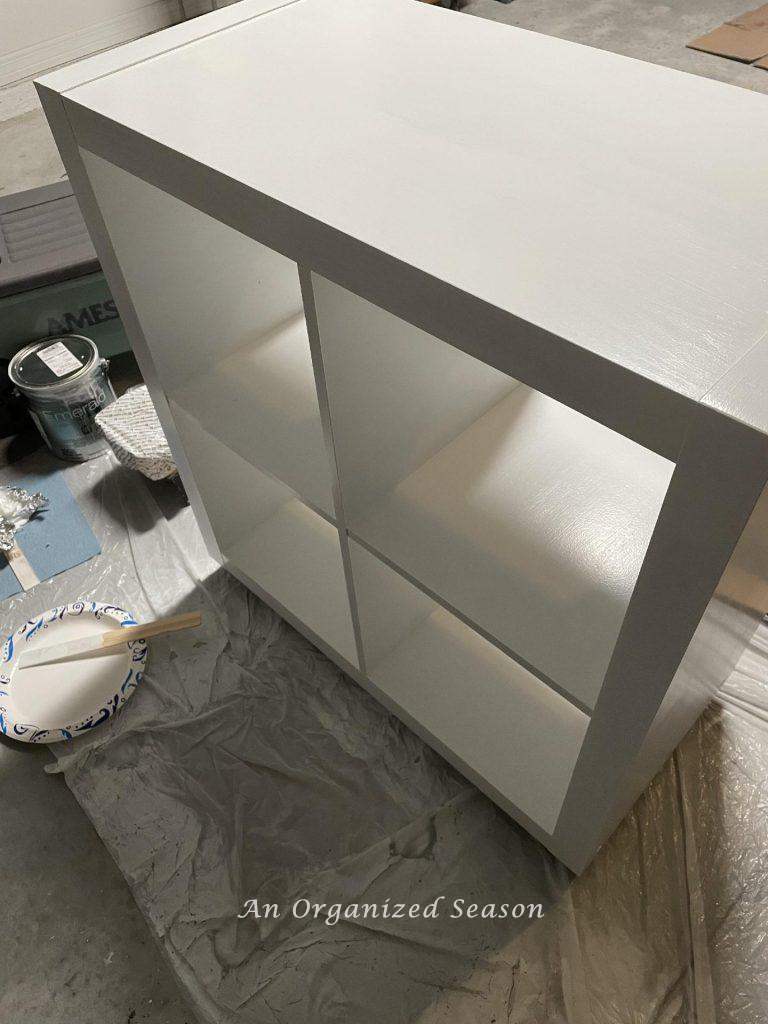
[350,540,589,834]
[171,403,357,665]
[36,0,298,93]
[314,273,674,709]
[64,0,768,405]
[82,148,334,516]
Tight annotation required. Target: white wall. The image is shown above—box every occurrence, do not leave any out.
[0,0,184,88]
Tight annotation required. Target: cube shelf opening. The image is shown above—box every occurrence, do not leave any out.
[314,274,675,709]
[172,311,334,518]
[80,149,334,516]
[349,540,589,834]
[171,403,357,667]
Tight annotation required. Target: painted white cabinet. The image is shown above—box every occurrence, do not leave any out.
[37,0,768,871]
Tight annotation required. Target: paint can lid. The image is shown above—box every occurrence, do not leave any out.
[8,335,100,391]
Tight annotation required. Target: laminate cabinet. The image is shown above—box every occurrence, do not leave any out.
[38,0,768,871]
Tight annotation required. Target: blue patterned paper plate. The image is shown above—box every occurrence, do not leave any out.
[0,602,147,743]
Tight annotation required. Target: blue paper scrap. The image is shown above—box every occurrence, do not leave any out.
[0,471,101,601]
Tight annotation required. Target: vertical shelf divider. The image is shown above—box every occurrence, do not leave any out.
[299,266,368,678]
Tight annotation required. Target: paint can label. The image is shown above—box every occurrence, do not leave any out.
[29,374,117,461]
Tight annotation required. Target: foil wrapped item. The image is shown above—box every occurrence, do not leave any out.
[0,486,47,553]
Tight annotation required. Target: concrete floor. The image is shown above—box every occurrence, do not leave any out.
[0,354,194,1023]
[1,0,768,1020]
[0,739,194,1024]
[464,0,768,94]
[0,82,65,197]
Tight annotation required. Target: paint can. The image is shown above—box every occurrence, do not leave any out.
[8,335,117,462]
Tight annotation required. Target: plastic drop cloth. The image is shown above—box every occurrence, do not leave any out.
[1,450,767,1024]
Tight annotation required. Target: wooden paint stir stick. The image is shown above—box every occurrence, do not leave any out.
[18,611,202,669]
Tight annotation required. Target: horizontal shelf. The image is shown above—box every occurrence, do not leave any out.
[228,498,357,667]
[351,385,674,709]
[349,540,589,834]
[170,402,357,666]
[348,529,591,714]
[171,312,334,517]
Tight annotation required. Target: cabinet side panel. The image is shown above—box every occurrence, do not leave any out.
[35,86,223,565]
[554,404,768,872]
[626,479,768,800]
[561,473,768,871]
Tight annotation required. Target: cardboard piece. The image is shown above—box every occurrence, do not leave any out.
[688,5,768,62]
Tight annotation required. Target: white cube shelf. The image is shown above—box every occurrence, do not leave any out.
[79,151,335,518]
[38,0,768,871]
[313,276,676,710]
[171,403,357,667]
[349,540,589,834]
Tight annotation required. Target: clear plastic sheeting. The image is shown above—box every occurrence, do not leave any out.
[1,452,767,1024]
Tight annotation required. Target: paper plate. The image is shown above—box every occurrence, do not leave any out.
[0,602,147,743]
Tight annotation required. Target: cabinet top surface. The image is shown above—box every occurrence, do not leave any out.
[49,0,768,406]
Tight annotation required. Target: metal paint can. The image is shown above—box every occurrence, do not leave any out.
[8,335,117,461]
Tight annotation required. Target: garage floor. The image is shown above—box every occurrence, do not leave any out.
[1,1,767,1022]
[464,0,768,96]
[0,362,195,1023]
[0,738,195,1024]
